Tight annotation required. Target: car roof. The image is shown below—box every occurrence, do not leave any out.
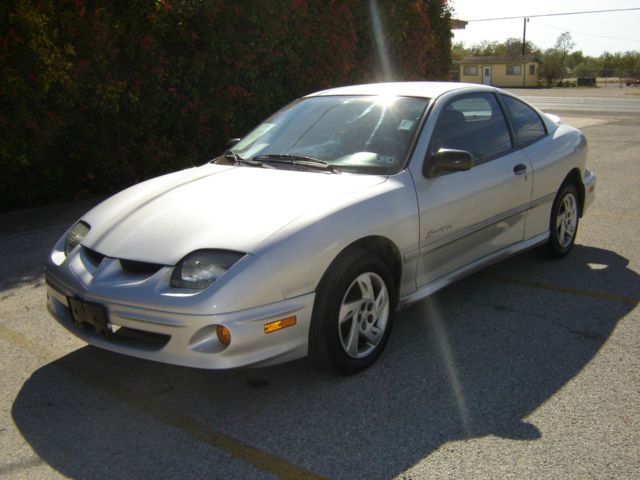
[306,81,496,99]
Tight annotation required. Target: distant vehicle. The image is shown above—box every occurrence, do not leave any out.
[45,82,596,375]
[625,78,640,86]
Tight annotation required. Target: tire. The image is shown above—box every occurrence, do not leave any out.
[545,181,580,258]
[308,250,396,375]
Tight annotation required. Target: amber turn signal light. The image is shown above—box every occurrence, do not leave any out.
[216,325,231,346]
[264,316,297,334]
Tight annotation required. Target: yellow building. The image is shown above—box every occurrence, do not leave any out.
[459,55,540,88]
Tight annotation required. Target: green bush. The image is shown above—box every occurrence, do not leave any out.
[0,0,452,211]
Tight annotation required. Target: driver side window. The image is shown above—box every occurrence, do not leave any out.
[429,93,512,164]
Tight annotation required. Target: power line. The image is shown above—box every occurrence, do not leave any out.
[529,20,640,44]
[467,7,640,22]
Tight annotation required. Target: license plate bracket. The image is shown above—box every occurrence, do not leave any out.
[68,297,111,336]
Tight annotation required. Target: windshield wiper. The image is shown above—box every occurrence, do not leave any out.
[223,150,263,167]
[252,154,339,173]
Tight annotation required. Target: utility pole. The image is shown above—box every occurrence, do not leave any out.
[522,17,529,55]
[522,17,529,87]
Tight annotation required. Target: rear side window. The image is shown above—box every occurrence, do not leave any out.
[501,95,546,146]
[429,93,512,163]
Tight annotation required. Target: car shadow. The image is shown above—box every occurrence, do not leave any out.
[0,198,102,292]
[11,245,638,479]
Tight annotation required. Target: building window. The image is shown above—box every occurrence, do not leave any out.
[529,64,536,75]
[506,65,522,75]
[463,65,478,76]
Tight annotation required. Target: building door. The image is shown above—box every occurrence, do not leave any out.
[483,66,492,85]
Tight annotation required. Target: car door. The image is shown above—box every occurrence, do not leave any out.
[411,91,533,287]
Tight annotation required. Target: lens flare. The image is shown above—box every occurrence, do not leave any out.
[369,0,393,81]
[419,297,472,435]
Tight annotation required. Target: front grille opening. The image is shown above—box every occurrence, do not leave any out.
[119,259,164,275]
[113,326,170,350]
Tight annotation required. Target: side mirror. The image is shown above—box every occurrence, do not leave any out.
[227,138,241,148]
[423,148,474,178]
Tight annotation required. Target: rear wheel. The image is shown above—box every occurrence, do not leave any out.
[309,250,396,375]
[546,182,580,258]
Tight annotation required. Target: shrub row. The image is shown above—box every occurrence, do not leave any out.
[0,0,451,211]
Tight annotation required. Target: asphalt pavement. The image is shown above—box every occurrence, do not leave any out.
[1,90,638,479]
[521,95,640,114]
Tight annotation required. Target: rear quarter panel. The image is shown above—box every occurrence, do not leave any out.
[522,124,587,239]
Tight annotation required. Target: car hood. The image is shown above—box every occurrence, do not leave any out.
[81,163,387,265]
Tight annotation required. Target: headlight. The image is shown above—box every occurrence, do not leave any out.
[171,250,244,289]
[64,221,90,256]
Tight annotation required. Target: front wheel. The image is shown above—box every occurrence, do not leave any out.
[546,182,580,258]
[308,250,396,375]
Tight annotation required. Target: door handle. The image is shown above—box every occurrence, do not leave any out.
[513,163,527,175]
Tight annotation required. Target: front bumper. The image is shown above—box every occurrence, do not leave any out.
[45,256,314,370]
[583,168,596,214]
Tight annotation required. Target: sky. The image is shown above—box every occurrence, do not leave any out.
[450,0,640,56]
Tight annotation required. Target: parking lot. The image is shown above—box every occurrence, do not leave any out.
[1,89,638,479]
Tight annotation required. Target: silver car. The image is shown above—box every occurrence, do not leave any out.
[45,82,596,375]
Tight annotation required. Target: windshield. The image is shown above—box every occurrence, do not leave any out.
[227,95,429,174]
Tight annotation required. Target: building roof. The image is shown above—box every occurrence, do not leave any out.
[459,55,539,64]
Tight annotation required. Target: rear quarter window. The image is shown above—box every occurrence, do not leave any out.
[502,95,547,146]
